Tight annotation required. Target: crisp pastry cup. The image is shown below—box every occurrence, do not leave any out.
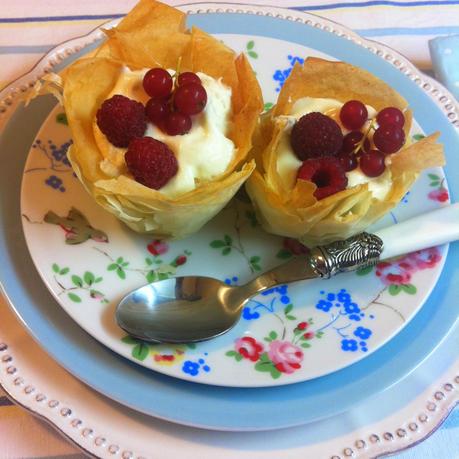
[246,57,445,247]
[33,0,263,238]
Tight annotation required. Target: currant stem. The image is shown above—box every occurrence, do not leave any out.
[352,118,375,155]
[173,56,182,90]
[168,57,183,112]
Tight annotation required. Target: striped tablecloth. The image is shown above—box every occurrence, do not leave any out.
[1,1,458,458]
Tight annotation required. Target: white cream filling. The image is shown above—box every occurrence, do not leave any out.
[275,96,391,200]
[98,67,235,198]
[346,167,392,200]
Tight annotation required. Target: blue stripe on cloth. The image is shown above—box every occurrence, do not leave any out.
[357,25,459,36]
[0,395,13,406]
[0,13,123,23]
[291,0,459,11]
[0,45,55,54]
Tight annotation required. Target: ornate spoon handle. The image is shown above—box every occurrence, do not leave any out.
[310,233,383,278]
[311,203,459,278]
[242,204,459,297]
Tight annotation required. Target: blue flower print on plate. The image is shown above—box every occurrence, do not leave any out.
[242,286,290,321]
[45,175,65,192]
[314,289,373,353]
[354,326,372,340]
[273,55,304,92]
[182,358,211,377]
[341,339,358,352]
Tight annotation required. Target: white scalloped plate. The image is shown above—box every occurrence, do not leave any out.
[1,1,459,434]
[16,4,454,388]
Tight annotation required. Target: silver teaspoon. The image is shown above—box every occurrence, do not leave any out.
[116,204,459,344]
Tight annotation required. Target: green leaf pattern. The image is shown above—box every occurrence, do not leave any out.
[52,263,108,304]
[209,202,262,273]
[246,40,258,59]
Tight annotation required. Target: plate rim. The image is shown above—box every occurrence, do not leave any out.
[0,2,458,431]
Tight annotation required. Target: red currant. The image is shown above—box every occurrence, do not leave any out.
[337,152,358,172]
[359,150,386,177]
[340,100,368,130]
[174,83,207,115]
[377,107,405,128]
[143,68,173,99]
[373,125,405,154]
[341,131,370,154]
[178,72,201,86]
[165,112,192,136]
[146,98,169,125]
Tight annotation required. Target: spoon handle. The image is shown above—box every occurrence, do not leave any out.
[311,203,459,278]
[242,204,459,298]
[374,203,459,260]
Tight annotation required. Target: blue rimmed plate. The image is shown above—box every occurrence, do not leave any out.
[1,4,458,429]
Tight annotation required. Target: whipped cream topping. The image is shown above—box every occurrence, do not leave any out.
[95,67,235,198]
[275,97,391,200]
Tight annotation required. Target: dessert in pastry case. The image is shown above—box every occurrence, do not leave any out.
[246,57,445,247]
[95,67,235,198]
[29,0,263,239]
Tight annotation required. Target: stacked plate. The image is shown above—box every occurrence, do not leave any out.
[0,3,458,456]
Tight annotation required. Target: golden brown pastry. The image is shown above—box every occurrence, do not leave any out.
[246,57,444,246]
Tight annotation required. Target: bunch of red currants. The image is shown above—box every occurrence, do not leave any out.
[143,68,208,136]
[338,100,406,178]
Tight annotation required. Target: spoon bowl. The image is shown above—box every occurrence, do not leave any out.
[116,276,242,343]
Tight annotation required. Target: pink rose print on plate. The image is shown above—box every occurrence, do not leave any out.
[235,336,264,362]
[427,173,449,203]
[376,260,412,286]
[370,247,443,295]
[375,247,443,287]
[406,247,442,270]
[226,290,319,379]
[428,188,449,203]
[147,239,169,256]
[268,340,303,374]
[174,255,187,266]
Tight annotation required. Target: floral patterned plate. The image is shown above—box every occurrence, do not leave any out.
[20,33,449,388]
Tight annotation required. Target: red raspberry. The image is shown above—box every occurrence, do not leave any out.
[96,95,146,148]
[125,137,178,190]
[297,157,348,200]
[290,112,343,160]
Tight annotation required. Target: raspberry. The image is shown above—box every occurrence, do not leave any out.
[297,157,348,200]
[96,95,146,148]
[125,137,178,190]
[290,112,343,161]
